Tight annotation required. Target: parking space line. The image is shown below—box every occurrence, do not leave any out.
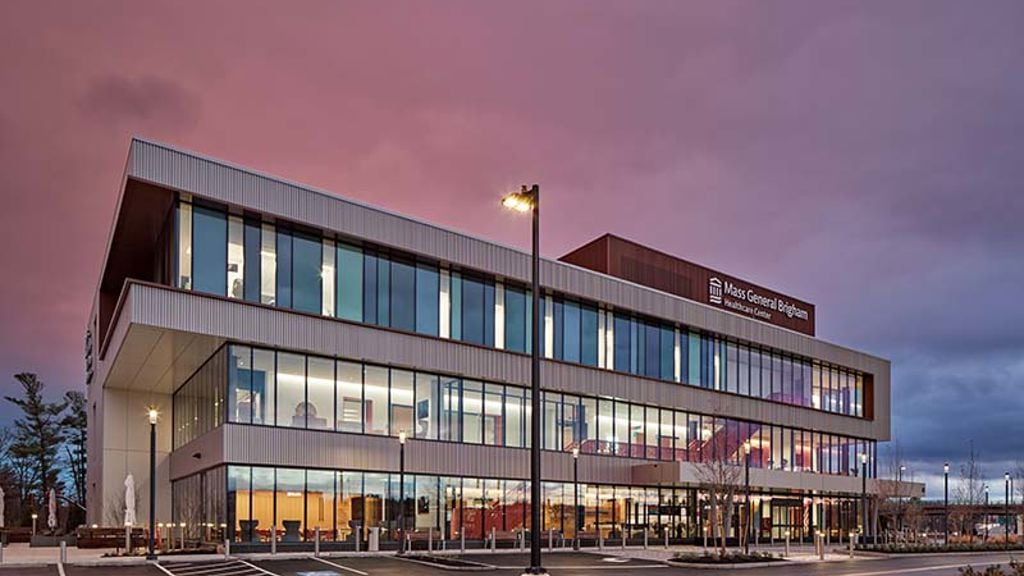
[153,562,179,576]
[492,564,667,570]
[310,555,370,575]
[236,559,281,576]
[173,563,256,576]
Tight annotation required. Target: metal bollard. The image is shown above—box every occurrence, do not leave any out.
[460,529,465,552]
[491,527,496,552]
[428,527,433,553]
[126,525,132,555]
[664,527,669,550]
[271,526,277,555]
[819,532,825,560]
[60,540,67,564]
[621,531,625,549]
[784,530,790,557]
[849,532,855,558]
[549,529,554,551]
[224,538,231,560]
[356,526,361,552]
[599,530,604,550]
[315,526,321,557]
[643,530,648,550]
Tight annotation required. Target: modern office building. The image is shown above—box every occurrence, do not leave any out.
[86,137,897,547]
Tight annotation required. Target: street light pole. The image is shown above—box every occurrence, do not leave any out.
[147,408,159,561]
[502,185,545,576]
[1006,473,1011,548]
[743,441,751,554]
[943,462,949,547]
[572,448,580,551]
[398,431,407,555]
[898,465,905,537]
[985,486,990,542]
[860,453,868,547]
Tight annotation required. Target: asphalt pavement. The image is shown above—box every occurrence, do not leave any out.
[1,550,1022,576]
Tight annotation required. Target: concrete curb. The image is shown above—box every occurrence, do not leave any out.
[394,555,497,571]
[664,559,791,570]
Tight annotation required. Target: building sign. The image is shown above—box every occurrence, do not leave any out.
[559,234,816,336]
[707,276,810,325]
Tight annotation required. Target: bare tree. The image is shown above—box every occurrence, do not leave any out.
[104,492,126,528]
[878,442,910,541]
[953,442,985,542]
[694,456,742,556]
[692,405,744,556]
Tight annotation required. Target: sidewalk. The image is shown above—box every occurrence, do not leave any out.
[0,540,873,567]
[598,543,873,564]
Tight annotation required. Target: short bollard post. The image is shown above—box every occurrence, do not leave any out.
[428,527,433,553]
[664,527,669,550]
[271,526,277,555]
[491,527,496,552]
[643,529,648,550]
[784,529,790,557]
[125,525,131,555]
[406,533,411,554]
[621,531,625,549]
[599,530,604,550]
[225,538,231,559]
[460,529,465,552]
[819,532,825,560]
[315,526,321,557]
[849,532,855,558]
[703,526,708,550]
[60,540,67,564]
[355,525,361,552]
[549,529,554,551]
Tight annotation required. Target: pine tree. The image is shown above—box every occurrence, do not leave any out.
[4,373,68,514]
[62,390,87,527]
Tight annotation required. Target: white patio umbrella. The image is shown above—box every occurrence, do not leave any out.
[124,474,137,526]
[47,488,57,530]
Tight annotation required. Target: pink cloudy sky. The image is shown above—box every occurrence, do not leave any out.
[2,0,1023,494]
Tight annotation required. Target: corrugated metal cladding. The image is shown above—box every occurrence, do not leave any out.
[173,424,642,485]
[124,283,887,440]
[125,139,890,374]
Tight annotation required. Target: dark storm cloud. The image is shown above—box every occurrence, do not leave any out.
[79,75,200,129]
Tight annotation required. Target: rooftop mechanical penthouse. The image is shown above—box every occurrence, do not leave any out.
[86,138,905,548]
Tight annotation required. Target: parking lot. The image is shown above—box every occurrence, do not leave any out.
[1,551,1022,576]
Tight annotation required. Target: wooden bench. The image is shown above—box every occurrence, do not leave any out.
[76,527,148,549]
[0,528,33,544]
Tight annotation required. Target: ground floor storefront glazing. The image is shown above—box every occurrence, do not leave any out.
[171,465,871,547]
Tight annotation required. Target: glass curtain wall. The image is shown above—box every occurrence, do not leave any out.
[220,344,875,477]
[175,199,866,419]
